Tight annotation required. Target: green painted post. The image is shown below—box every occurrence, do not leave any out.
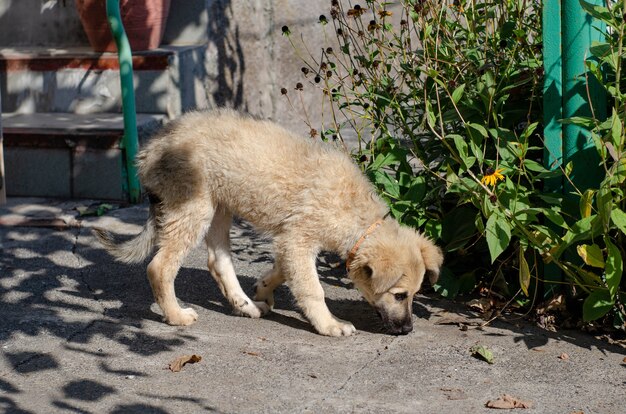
[561,0,606,208]
[542,0,563,193]
[106,0,141,204]
[543,0,607,296]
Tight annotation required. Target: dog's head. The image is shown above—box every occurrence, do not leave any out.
[348,221,443,335]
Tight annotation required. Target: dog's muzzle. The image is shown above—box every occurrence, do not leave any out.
[376,309,413,335]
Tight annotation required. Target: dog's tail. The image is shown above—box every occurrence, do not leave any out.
[92,204,158,264]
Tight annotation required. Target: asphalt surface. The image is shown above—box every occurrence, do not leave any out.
[1,198,624,413]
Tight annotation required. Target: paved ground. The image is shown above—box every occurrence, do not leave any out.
[1,198,624,414]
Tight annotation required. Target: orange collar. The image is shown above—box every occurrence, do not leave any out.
[346,219,384,271]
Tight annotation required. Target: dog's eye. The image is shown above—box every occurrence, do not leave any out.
[394,292,408,301]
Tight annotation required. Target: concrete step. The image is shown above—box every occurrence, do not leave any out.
[2,112,164,201]
[0,45,210,118]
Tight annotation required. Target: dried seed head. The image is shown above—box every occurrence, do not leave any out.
[301,67,310,75]
[326,70,333,78]
[319,15,328,24]
[314,75,321,83]
[281,26,291,35]
[295,82,304,91]
[280,87,288,95]
[326,47,334,54]
[337,28,344,36]
[310,128,318,138]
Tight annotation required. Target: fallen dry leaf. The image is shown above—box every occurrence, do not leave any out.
[486,394,532,409]
[168,354,202,372]
[558,353,569,360]
[536,294,565,315]
[622,357,626,363]
[467,297,493,314]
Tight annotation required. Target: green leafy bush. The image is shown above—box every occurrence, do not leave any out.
[282,0,625,326]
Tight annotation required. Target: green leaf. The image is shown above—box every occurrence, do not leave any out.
[580,189,595,218]
[604,238,623,297]
[576,244,605,269]
[579,0,616,27]
[523,159,548,173]
[485,212,512,263]
[553,215,599,260]
[596,186,612,231]
[452,134,475,169]
[560,116,596,129]
[582,289,614,321]
[467,123,489,138]
[519,248,531,296]
[470,345,494,364]
[432,267,459,298]
[451,84,466,104]
[373,170,400,198]
[403,175,426,203]
[542,206,568,229]
[610,110,623,149]
[610,208,626,235]
[368,147,407,170]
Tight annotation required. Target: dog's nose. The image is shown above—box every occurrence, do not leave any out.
[401,322,413,334]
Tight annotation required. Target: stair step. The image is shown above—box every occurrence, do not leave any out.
[0,45,210,117]
[2,112,164,200]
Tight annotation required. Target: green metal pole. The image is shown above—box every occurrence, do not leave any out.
[106,0,141,204]
[561,0,606,209]
[543,0,607,296]
[543,0,563,192]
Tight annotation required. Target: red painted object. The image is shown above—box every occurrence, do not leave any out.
[75,0,171,52]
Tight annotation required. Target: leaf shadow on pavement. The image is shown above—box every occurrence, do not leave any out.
[2,201,625,414]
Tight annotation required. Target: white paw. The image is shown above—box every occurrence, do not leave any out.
[232,299,271,318]
[166,307,198,326]
[316,318,356,337]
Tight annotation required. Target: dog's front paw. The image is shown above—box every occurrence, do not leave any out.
[316,318,356,337]
[232,298,271,318]
[165,307,198,326]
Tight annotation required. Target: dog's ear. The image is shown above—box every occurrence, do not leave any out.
[364,257,402,294]
[418,237,444,285]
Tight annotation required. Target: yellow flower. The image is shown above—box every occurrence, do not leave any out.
[481,168,505,186]
[377,10,392,18]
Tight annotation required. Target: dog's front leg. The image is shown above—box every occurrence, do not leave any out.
[283,246,356,337]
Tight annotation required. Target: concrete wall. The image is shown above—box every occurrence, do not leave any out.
[0,0,330,135]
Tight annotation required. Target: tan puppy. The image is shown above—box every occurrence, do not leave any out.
[94,109,443,336]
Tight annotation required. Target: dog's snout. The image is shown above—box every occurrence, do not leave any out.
[401,322,413,334]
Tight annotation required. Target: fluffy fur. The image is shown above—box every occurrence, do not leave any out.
[94,109,443,336]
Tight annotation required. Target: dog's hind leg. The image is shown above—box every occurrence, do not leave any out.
[253,259,286,309]
[206,209,271,318]
[147,202,213,326]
